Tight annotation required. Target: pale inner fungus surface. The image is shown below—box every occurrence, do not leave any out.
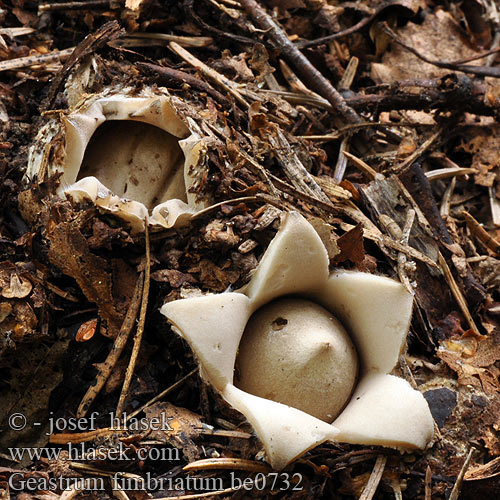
[235,297,359,423]
[77,120,186,209]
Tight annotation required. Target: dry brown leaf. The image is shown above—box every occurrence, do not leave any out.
[437,330,500,394]
[47,220,123,337]
[0,300,37,342]
[371,9,481,83]
[458,125,500,187]
[150,269,197,288]
[466,456,500,481]
[144,402,204,462]
[190,259,240,292]
[333,224,365,265]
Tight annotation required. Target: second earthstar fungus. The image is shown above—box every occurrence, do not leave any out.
[160,212,434,470]
[24,87,209,233]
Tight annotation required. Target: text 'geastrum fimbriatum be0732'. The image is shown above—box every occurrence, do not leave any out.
[25,88,207,232]
[160,212,434,470]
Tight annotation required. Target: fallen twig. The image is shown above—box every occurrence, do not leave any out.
[77,273,144,418]
[359,454,387,500]
[116,220,151,417]
[38,0,111,11]
[449,448,474,500]
[169,41,250,109]
[0,48,74,72]
[43,20,124,110]
[238,0,361,125]
[136,62,232,107]
[381,22,500,78]
[462,210,500,256]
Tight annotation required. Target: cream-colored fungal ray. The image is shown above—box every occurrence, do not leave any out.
[315,271,413,374]
[26,89,208,232]
[58,95,190,191]
[223,384,340,471]
[242,211,329,310]
[333,373,435,449]
[160,293,251,391]
[77,120,185,207]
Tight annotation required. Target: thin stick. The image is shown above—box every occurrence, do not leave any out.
[117,220,151,417]
[77,273,144,418]
[392,130,442,175]
[127,33,212,47]
[359,455,388,500]
[39,0,110,11]
[268,127,332,204]
[279,59,322,99]
[425,465,432,500]
[343,151,378,179]
[43,21,123,110]
[0,48,74,72]
[449,448,474,500]
[296,4,389,49]
[136,62,231,107]
[426,167,476,182]
[438,252,481,336]
[183,458,271,473]
[126,367,198,420]
[238,0,361,125]
[463,210,500,255]
[50,428,125,445]
[169,41,249,109]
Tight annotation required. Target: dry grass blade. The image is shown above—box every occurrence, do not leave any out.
[183,458,271,473]
[343,151,379,180]
[116,220,151,417]
[425,465,432,500]
[126,367,199,420]
[279,59,322,99]
[425,167,476,182]
[449,448,474,500]
[391,130,442,174]
[0,48,74,72]
[438,252,481,336]
[463,210,500,255]
[359,454,387,500]
[169,41,249,109]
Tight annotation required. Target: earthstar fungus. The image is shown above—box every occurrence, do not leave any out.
[160,212,434,469]
[25,88,207,232]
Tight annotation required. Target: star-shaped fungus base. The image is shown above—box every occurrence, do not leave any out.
[161,212,434,469]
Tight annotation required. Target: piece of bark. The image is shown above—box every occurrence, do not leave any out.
[360,175,455,327]
[400,164,486,311]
